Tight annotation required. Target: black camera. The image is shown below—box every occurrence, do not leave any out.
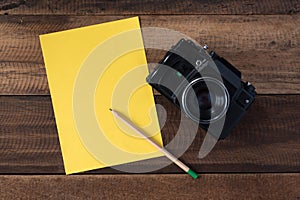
[146,39,256,139]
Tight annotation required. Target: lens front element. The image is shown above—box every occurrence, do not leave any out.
[182,77,230,124]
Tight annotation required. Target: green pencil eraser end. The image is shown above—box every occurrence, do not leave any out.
[187,169,198,179]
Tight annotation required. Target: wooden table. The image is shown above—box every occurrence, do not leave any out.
[0,1,299,199]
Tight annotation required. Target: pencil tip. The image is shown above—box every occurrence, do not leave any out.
[109,108,112,111]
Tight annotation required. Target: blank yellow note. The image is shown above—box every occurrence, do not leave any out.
[40,17,163,174]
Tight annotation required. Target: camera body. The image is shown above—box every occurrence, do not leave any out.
[146,39,256,139]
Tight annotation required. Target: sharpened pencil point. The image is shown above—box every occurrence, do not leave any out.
[109,108,112,111]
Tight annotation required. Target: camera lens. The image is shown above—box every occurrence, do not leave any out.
[182,77,229,124]
[196,88,212,110]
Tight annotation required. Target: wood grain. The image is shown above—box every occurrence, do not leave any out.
[0,95,299,174]
[0,174,299,199]
[0,15,299,94]
[0,0,299,15]
[0,62,48,95]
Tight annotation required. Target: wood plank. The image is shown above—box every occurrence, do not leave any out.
[0,95,299,174]
[0,15,299,94]
[0,0,299,15]
[0,174,299,199]
[0,62,48,95]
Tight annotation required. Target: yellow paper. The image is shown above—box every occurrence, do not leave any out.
[40,17,163,174]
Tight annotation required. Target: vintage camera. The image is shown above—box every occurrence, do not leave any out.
[146,39,256,139]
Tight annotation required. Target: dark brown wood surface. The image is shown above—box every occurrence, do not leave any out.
[0,0,299,15]
[0,174,299,200]
[0,0,299,199]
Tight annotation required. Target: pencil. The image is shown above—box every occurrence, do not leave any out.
[109,108,198,179]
